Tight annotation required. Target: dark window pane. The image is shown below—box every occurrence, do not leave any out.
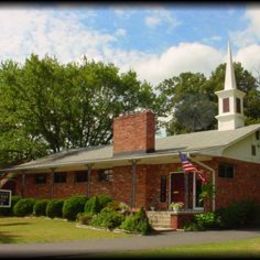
[223,98,230,113]
[252,145,256,156]
[160,176,167,203]
[75,172,88,183]
[256,131,259,140]
[236,98,241,113]
[218,164,234,178]
[54,172,67,183]
[35,174,47,184]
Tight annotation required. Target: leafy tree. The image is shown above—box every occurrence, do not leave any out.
[156,72,215,135]
[0,55,158,167]
[157,63,260,135]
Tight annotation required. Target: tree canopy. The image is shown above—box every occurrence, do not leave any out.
[157,62,260,135]
[0,55,158,167]
[0,55,259,168]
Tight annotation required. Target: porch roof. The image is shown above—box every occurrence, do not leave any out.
[2,123,260,173]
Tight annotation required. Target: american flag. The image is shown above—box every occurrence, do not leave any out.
[179,152,207,183]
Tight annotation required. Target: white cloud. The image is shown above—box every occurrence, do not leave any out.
[144,9,180,30]
[125,42,224,85]
[115,28,127,37]
[230,6,260,77]
[0,8,116,63]
[235,44,260,74]
[231,6,260,47]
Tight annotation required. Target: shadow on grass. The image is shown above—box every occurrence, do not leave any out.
[0,231,19,244]
[0,222,30,227]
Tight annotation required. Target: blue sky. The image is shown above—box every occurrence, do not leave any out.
[1,3,260,86]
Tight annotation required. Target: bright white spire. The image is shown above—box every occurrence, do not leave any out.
[224,40,237,90]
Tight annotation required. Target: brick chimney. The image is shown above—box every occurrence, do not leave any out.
[113,110,155,155]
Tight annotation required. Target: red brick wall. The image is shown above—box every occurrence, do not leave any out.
[14,158,260,211]
[113,110,155,155]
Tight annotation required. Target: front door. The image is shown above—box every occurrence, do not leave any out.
[171,173,185,203]
[170,172,200,210]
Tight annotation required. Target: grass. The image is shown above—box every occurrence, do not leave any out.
[110,237,260,258]
[0,216,129,244]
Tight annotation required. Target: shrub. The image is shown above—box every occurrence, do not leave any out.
[13,198,36,217]
[0,195,21,216]
[107,201,131,216]
[76,212,94,225]
[184,212,221,231]
[84,196,101,214]
[120,207,153,235]
[63,195,88,221]
[98,194,113,209]
[46,199,64,218]
[33,199,49,216]
[215,200,257,229]
[90,207,125,230]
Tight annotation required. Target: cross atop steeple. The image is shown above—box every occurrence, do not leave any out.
[224,40,237,90]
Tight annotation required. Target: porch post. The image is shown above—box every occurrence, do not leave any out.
[130,159,137,210]
[21,171,26,198]
[184,173,189,209]
[168,173,172,209]
[86,164,93,198]
[49,168,55,199]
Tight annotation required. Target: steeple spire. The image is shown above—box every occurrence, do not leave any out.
[215,40,245,131]
[224,40,237,90]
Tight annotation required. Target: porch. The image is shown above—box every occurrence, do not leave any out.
[147,209,204,230]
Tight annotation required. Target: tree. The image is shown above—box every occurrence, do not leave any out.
[207,62,260,125]
[0,55,158,167]
[157,63,260,135]
[156,72,216,135]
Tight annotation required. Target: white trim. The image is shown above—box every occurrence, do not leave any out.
[193,173,204,210]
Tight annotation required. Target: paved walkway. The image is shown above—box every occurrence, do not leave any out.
[0,229,259,258]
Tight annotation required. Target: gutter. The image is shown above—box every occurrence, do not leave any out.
[187,152,216,212]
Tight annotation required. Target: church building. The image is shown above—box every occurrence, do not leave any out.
[1,42,260,228]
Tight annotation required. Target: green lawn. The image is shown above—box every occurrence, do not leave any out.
[0,217,129,244]
[110,237,260,258]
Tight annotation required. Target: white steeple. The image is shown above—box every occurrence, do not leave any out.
[215,41,245,131]
[224,40,237,90]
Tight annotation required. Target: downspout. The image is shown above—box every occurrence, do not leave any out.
[187,153,216,212]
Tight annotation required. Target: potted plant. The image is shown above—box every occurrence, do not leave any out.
[169,202,184,213]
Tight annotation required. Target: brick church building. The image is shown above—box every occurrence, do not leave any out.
[1,42,260,218]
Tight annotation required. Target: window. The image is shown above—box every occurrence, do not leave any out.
[35,174,47,184]
[236,98,241,113]
[218,164,234,178]
[75,171,88,183]
[223,98,230,113]
[97,169,113,182]
[160,176,167,203]
[252,145,256,156]
[256,131,260,140]
[54,172,67,183]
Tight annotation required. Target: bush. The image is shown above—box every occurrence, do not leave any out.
[13,198,36,217]
[215,200,257,229]
[98,194,113,209]
[63,195,88,221]
[76,212,94,225]
[120,207,153,235]
[90,207,125,230]
[107,201,131,216]
[84,196,101,214]
[0,195,21,216]
[184,212,222,231]
[46,199,64,218]
[33,200,49,216]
